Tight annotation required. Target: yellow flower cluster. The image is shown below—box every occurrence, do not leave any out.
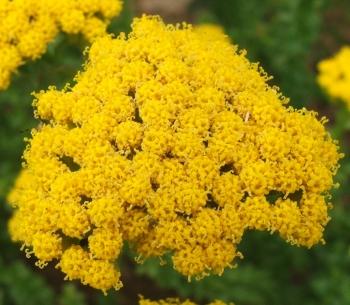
[8,16,342,293]
[194,24,230,43]
[0,0,122,90]
[317,46,350,109]
[140,298,231,305]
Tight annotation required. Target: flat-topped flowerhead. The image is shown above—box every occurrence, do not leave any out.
[0,0,122,90]
[8,15,342,293]
[318,46,350,109]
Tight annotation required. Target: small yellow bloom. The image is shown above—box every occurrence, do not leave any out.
[317,46,350,109]
[139,298,234,305]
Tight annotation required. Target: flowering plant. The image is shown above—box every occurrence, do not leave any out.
[0,0,122,90]
[8,16,342,293]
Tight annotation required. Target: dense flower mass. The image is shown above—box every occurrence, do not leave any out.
[140,298,231,305]
[318,46,350,109]
[0,0,122,90]
[8,16,342,293]
[194,24,230,43]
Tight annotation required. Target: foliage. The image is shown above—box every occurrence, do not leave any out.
[0,259,54,305]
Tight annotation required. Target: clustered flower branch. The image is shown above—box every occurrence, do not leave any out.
[7,15,342,294]
[0,0,122,90]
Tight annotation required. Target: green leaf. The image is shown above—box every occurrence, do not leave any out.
[59,284,86,305]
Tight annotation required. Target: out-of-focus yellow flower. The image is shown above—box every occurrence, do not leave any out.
[8,15,342,293]
[317,46,350,109]
[0,0,122,90]
[194,24,230,43]
[139,298,233,305]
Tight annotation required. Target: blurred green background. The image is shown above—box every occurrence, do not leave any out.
[0,0,349,304]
